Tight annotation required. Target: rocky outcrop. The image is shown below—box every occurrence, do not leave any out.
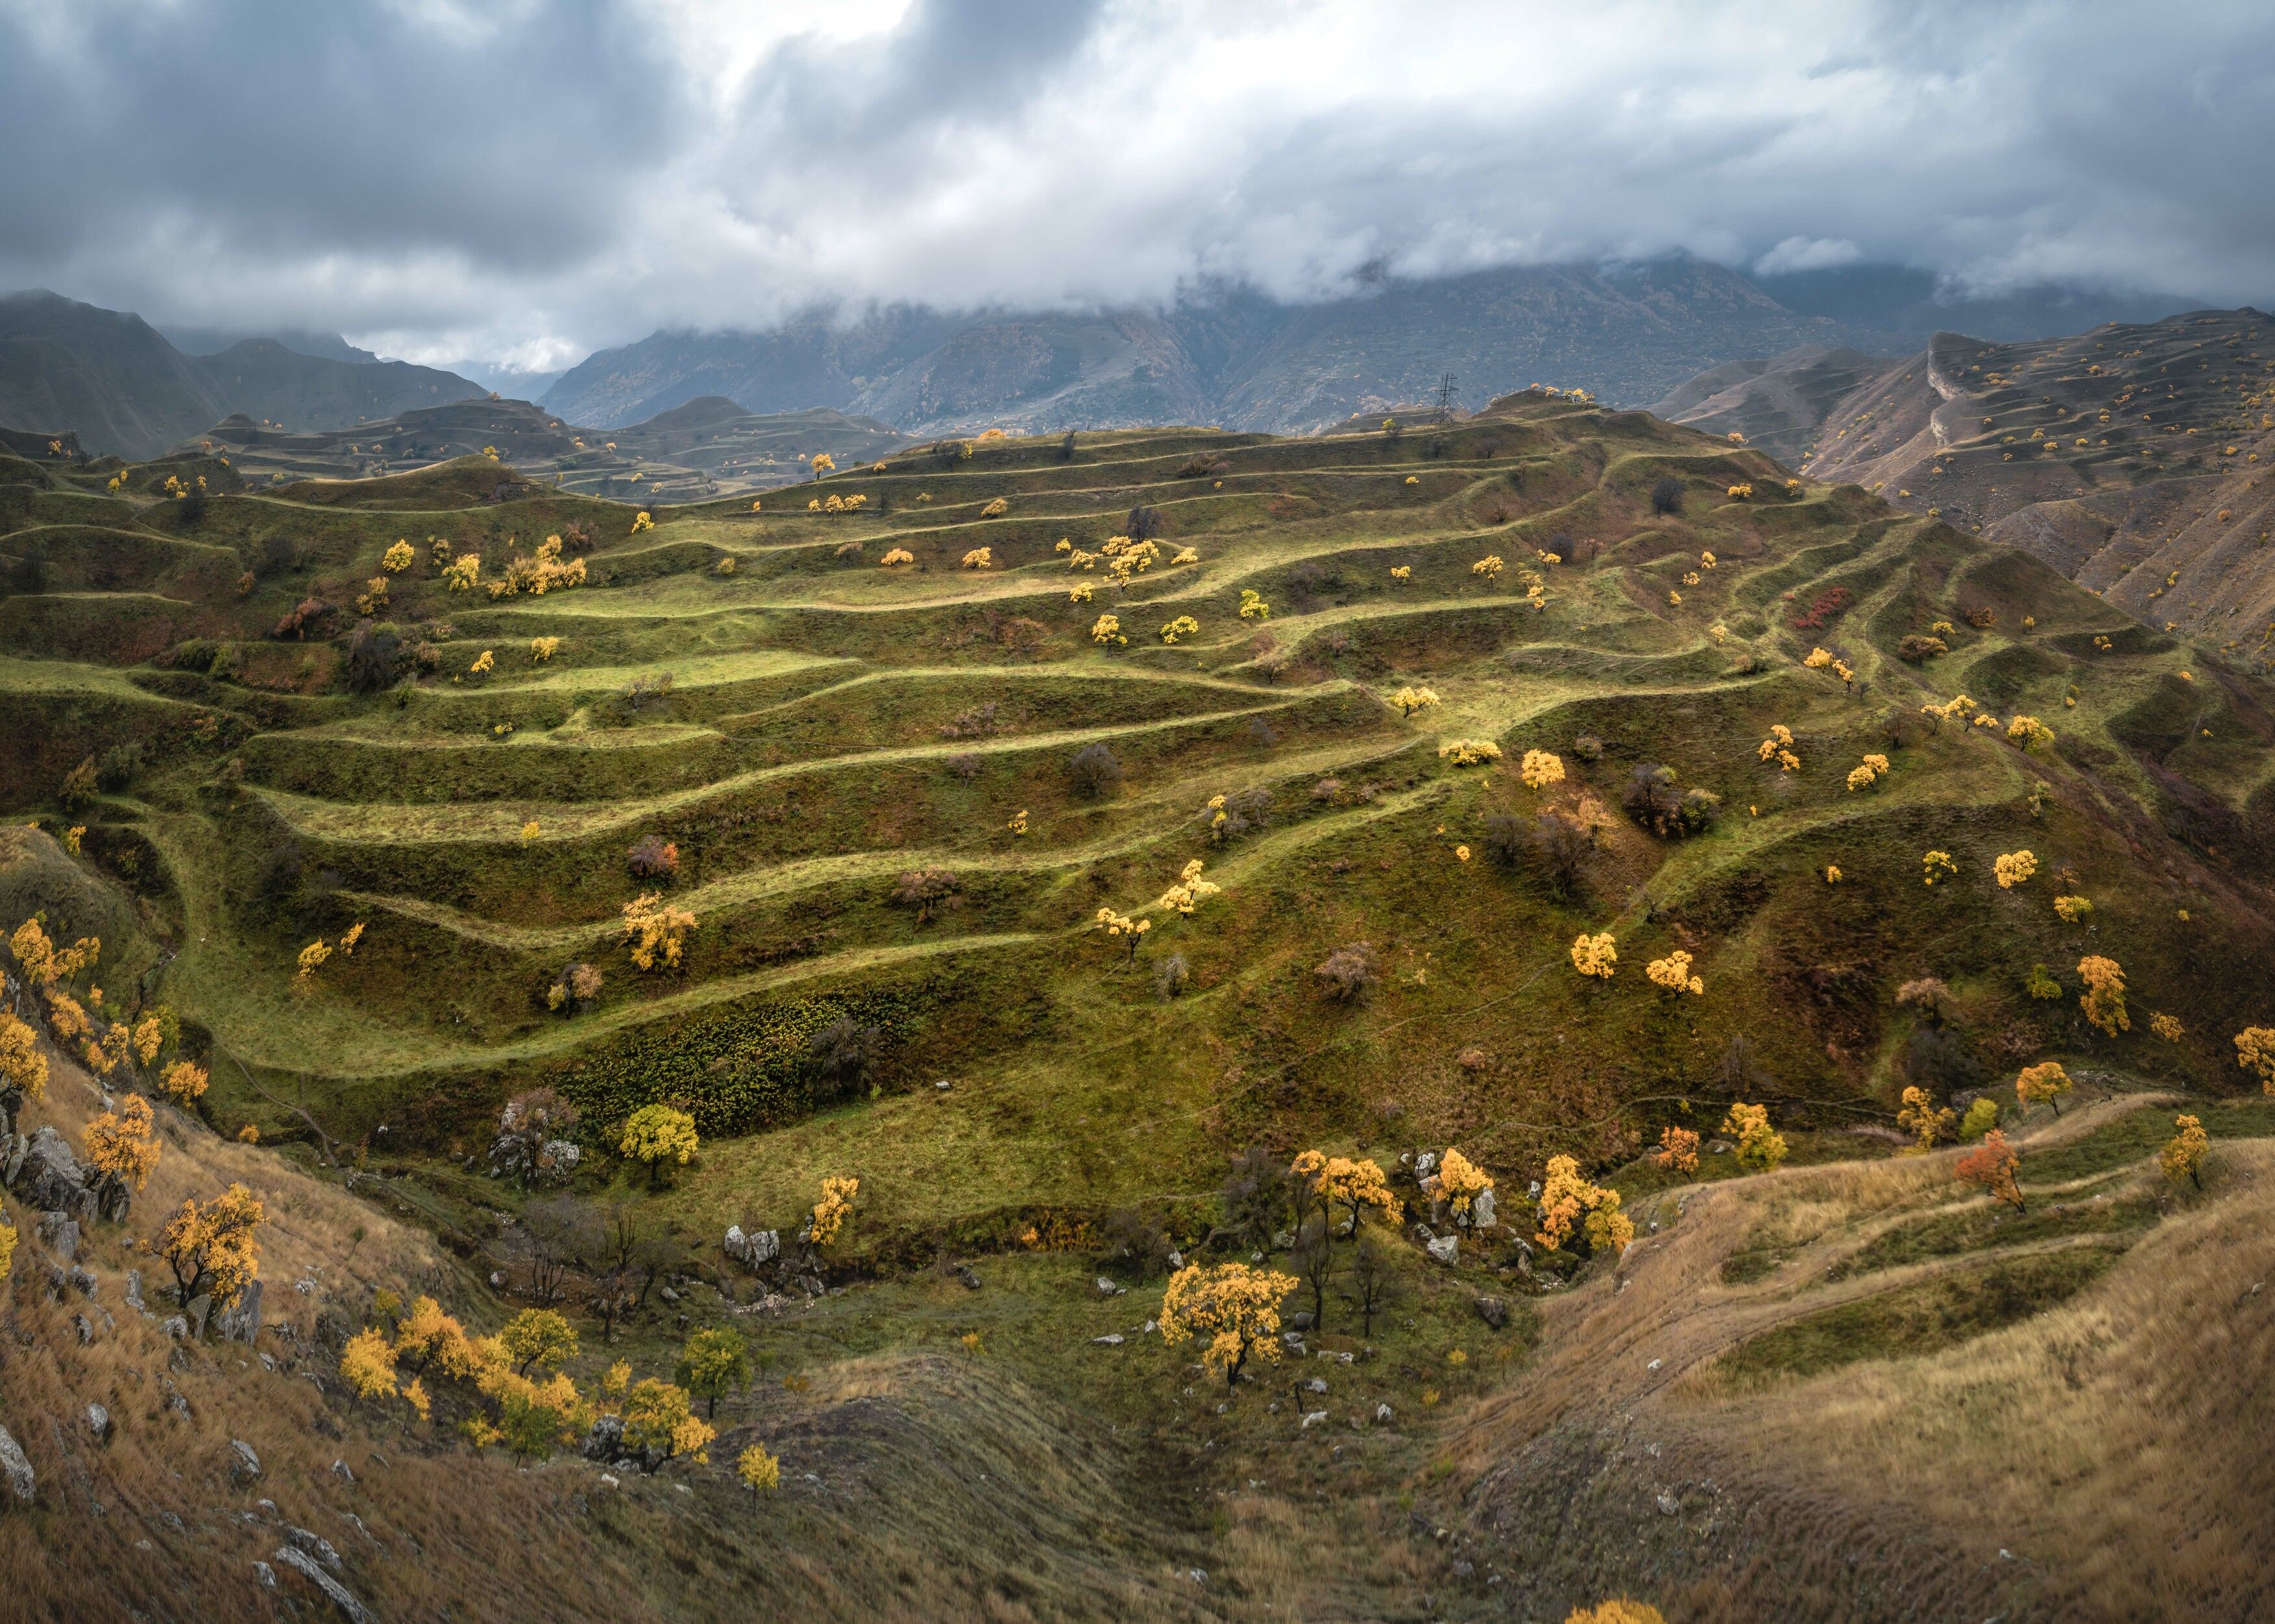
[0,1424,33,1505]
[214,1280,263,1345]
[724,1224,779,1269]
[10,1127,92,1217]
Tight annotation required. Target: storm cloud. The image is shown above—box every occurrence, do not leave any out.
[3,0,2269,371]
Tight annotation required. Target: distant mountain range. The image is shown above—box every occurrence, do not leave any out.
[1656,308,2275,652]
[541,260,2204,437]
[0,264,2211,465]
[0,290,485,458]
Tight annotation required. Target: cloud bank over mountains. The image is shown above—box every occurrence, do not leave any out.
[3,0,2268,369]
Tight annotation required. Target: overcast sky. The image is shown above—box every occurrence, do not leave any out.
[3,0,2269,372]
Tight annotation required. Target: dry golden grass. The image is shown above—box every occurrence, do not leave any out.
[1436,1095,2274,1622]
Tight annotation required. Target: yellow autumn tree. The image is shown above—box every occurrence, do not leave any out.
[1520,749,1565,790]
[1433,1148,1493,1225]
[2077,955,2129,1035]
[1294,1152,1402,1239]
[621,893,697,970]
[159,1059,208,1106]
[1722,1102,1788,1171]
[500,1308,578,1376]
[382,539,415,573]
[1156,858,1221,916]
[1158,1261,1297,1387]
[619,1103,698,1187]
[340,1327,401,1403]
[2014,1060,2074,1117]
[809,1176,859,1247]
[1388,686,1440,718]
[2161,1115,2209,1189]
[1536,1155,1632,1255]
[1565,1603,1666,1624]
[737,1443,782,1501]
[1570,932,1617,979]
[1645,950,1704,996]
[0,1012,49,1102]
[2236,1027,2275,1092]
[83,1093,160,1190]
[621,1378,714,1463]
[1897,1086,1957,1150]
[155,1182,264,1309]
[1651,1126,1700,1176]
[1994,850,2038,888]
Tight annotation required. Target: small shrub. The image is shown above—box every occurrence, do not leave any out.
[1624,764,1718,838]
[1154,952,1191,1000]
[1068,743,1123,799]
[1314,942,1377,1004]
[627,835,679,881]
[1648,476,1683,515]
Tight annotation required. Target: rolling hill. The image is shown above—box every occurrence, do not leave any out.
[0,290,486,458]
[192,396,908,502]
[3,396,2272,1619]
[1656,310,2275,662]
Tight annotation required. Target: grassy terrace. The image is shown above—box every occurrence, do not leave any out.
[3,393,2271,1256]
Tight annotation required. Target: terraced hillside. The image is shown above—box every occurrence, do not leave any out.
[194,396,909,502]
[7,392,2275,1198]
[1667,310,2275,658]
[6,393,2275,1618]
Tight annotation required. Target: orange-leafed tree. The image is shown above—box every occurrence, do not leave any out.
[1651,1126,1699,1177]
[1955,1130,2025,1212]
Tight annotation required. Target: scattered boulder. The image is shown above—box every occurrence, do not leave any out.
[1472,1296,1508,1330]
[254,1561,277,1588]
[91,1169,131,1224]
[72,1312,92,1345]
[1091,1334,1125,1347]
[955,1265,982,1291]
[84,1403,112,1445]
[331,1459,356,1485]
[66,1265,96,1297]
[1471,1189,1497,1229]
[229,1439,262,1481]
[12,1128,92,1216]
[0,1426,32,1504]
[1375,1403,1394,1423]
[34,1210,79,1262]
[581,1414,625,1463]
[273,1543,371,1623]
[161,1315,188,1341]
[1425,1235,1459,1265]
[1299,1410,1329,1428]
[124,1270,150,1315]
[287,1525,344,1573]
[1303,1376,1328,1394]
[215,1281,264,1344]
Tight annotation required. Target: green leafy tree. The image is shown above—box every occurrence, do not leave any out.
[675,1326,753,1419]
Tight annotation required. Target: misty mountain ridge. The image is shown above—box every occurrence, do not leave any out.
[542,258,2207,437]
[0,289,485,458]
